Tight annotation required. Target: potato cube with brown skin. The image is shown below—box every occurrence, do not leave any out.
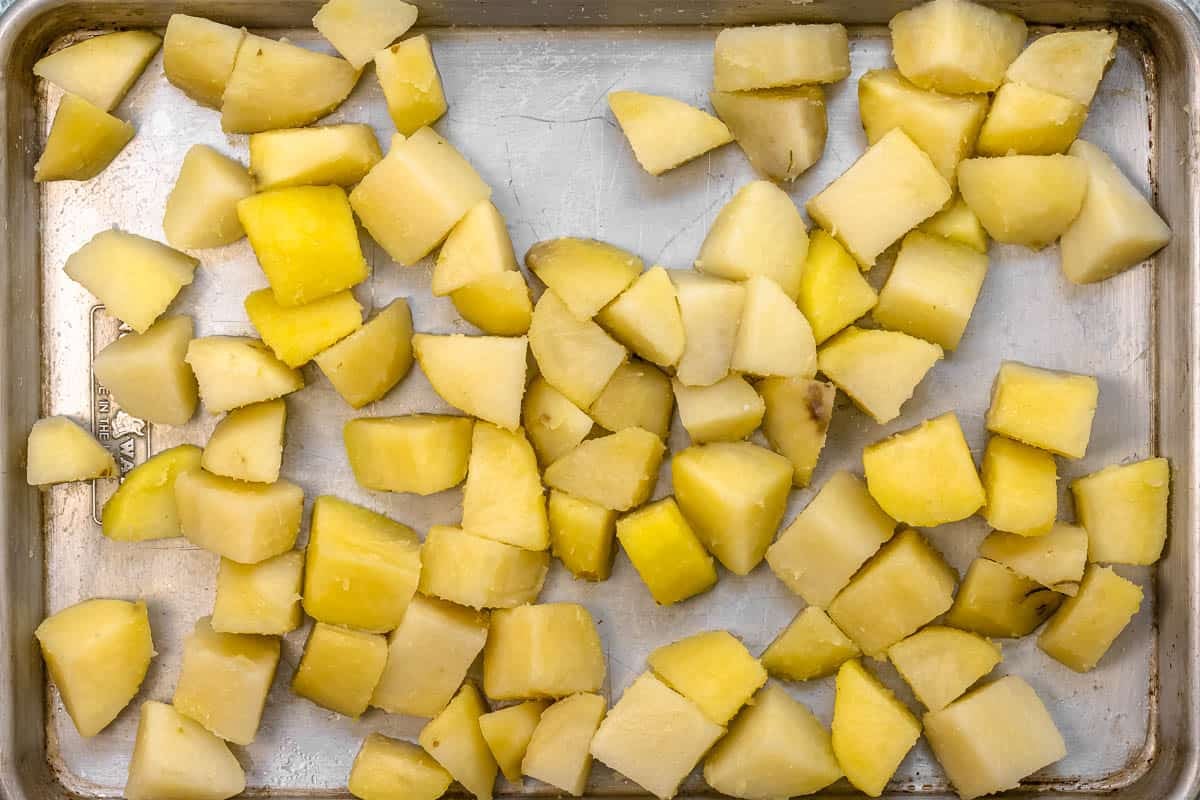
[608,91,732,176]
[162,15,245,109]
[890,0,1027,94]
[766,471,897,608]
[1039,565,1143,672]
[958,154,1088,248]
[375,35,447,135]
[544,428,665,511]
[761,607,860,681]
[414,334,528,430]
[483,603,606,701]
[924,676,1066,800]
[420,526,549,609]
[530,291,628,409]
[249,124,382,191]
[313,0,417,69]
[590,673,725,800]
[479,701,547,782]
[420,684,498,800]
[36,598,153,737]
[758,377,835,487]
[522,694,606,796]
[210,551,304,635]
[34,94,134,182]
[817,327,943,425]
[527,238,642,320]
[617,497,718,605]
[980,435,1057,536]
[590,361,674,439]
[433,201,519,296]
[173,470,303,563]
[344,415,473,495]
[315,299,414,409]
[292,623,388,717]
[597,266,686,368]
[102,445,201,541]
[979,523,1088,595]
[348,734,452,800]
[1006,30,1118,107]
[945,558,1062,637]
[986,361,1099,459]
[886,627,1001,711]
[163,145,254,249]
[827,529,958,657]
[807,128,952,268]
[713,24,850,91]
[461,424,547,551]
[93,315,198,427]
[245,288,362,368]
[797,231,877,344]
[671,272,745,387]
[1073,457,1170,565]
[832,660,921,798]
[186,337,304,414]
[549,491,617,581]
[202,400,286,484]
[976,82,1087,157]
[648,631,766,725]
[372,594,489,718]
[172,617,279,745]
[452,272,534,336]
[34,30,160,112]
[731,276,817,377]
[523,379,593,466]
[710,87,827,181]
[124,701,245,800]
[673,375,764,444]
[919,194,988,253]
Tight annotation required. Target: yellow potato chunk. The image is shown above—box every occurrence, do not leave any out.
[1006,30,1118,106]
[616,497,717,605]
[648,630,766,725]
[976,82,1087,156]
[1072,457,1170,565]
[827,529,958,657]
[980,435,1057,536]
[710,86,827,181]
[202,400,286,484]
[376,35,447,135]
[348,733,451,800]
[549,491,617,581]
[461,423,547,550]
[36,598,153,736]
[712,24,850,90]
[530,290,627,408]
[210,551,304,634]
[245,288,362,368]
[174,470,303,563]
[26,416,117,486]
[413,333,526,429]
[315,299,414,409]
[372,594,488,718]
[344,415,472,494]
[102,445,201,541]
[761,606,860,681]
[590,361,673,439]
[958,154,1088,248]
[919,194,988,252]
[704,684,841,800]
[924,676,1065,800]
[162,144,253,249]
[35,93,134,182]
[522,378,593,466]
[292,623,387,717]
[817,326,943,424]
[479,701,547,782]
[890,0,1027,94]
[672,272,746,386]
[433,201,518,296]
[672,441,792,575]
[35,30,160,111]
[985,360,1099,458]
[731,275,817,377]
[124,701,245,800]
[420,684,498,800]
[832,660,921,797]
[945,558,1062,637]
[758,377,835,487]
[886,626,1000,711]
[249,123,382,191]
[797,230,877,344]
[597,266,686,368]
[522,693,606,796]
[313,0,418,69]
[979,523,1088,596]
[544,428,665,511]
[1039,565,1143,672]
[484,603,605,700]
[162,15,245,109]
[93,314,198,426]
[420,526,548,609]
[766,470,897,608]
[590,673,725,800]
[185,336,303,413]
[452,272,533,336]
[609,91,732,175]
[673,375,763,444]
[527,238,642,320]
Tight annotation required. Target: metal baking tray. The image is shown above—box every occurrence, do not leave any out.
[1,0,1198,798]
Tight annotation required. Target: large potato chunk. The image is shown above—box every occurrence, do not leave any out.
[731,276,817,377]
[124,702,245,800]
[420,526,548,609]
[979,524,1088,595]
[461,423,548,550]
[35,93,134,182]
[544,428,664,511]
[919,194,988,252]
[479,701,547,782]
[647,630,766,725]
[249,123,382,191]
[549,491,617,581]
[1072,457,1170,565]
[210,551,304,634]
[980,435,1057,536]
[484,603,605,700]
[527,238,642,320]
[413,333,526,429]
[597,266,686,368]
[760,606,859,681]
[797,230,877,345]
[102,445,202,541]
[1039,565,1143,672]
[958,154,1088,248]
[348,734,451,800]
[817,326,943,424]
[976,82,1087,157]
[451,272,533,336]
[671,272,745,387]
[945,558,1062,637]
[345,415,473,494]
[312,0,418,69]
[890,0,1027,94]
[886,627,1000,711]
[433,201,518,296]
[245,288,362,368]
[163,145,254,249]
[589,361,673,439]
[202,400,286,483]
[163,15,246,108]
[36,598,153,736]
[530,290,627,409]
[185,336,303,414]
[93,315,197,426]
[375,35,448,135]
[832,660,921,797]
[26,416,117,486]
[1006,30,1118,106]
[710,87,826,181]
[522,693,606,796]
[608,91,732,175]
[616,497,718,605]
[758,376,835,487]
[522,378,593,466]
[35,30,160,112]
[674,375,764,444]
[292,623,387,717]
[315,299,413,408]
[985,361,1098,459]
[419,684,499,800]
[174,470,303,563]
[712,24,850,90]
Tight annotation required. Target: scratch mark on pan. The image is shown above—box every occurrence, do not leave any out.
[655,193,728,264]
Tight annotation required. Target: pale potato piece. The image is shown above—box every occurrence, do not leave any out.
[479,701,547,782]
[609,91,732,175]
[958,154,1088,248]
[712,24,850,90]
[886,626,1000,711]
[647,630,766,725]
[461,423,548,550]
[202,400,286,483]
[292,623,387,717]
[419,526,549,609]
[522,693,606,796]
[617,497,717,605]
[797,230,877,344]
[976,82,1087,156]
[419,684,498,800]
[35,93,134,182]
[671,272,745,386]
[433,201,519,296]
[26,416,117,486]
[985,361,1098,459]
[529,290,628,408]
[174,470,303,563]
[673,375,764,444]
[163,15,246,108]
[483,603,606,700]
[1006,30,1118,106]
[451,272,533,336]
[375,35,447,135]
[832,660,921,797]
[185,336,303,414]
[980,435,1057,537]
[945,558,1062,637]
[245,288,363,368]
[548,491,617,581]
[101,445,202,541]
[249,123,382,190]
[710,87,826,181]
[596,266,686,368]
[527,237,642,320]
[544,428,665,511]
[35,31,160,111]
[890,0,1027,94]
[93,315,197,426]
[760,606,860,681]
[758,376,835,487]
[919,194,988,252]
[1039,565,1143,672]
[163,145,254,249]
[731,275,817,377]
[589,360,673,439]
[413,333,527,430]
[124,701,245,800]
[344,415,473,495]
[210,551,304,635]
[315,300,414,409]
[817,326,943,424]
[979,524,1088,596]
[313,0,418,69]
[522,378,594,466]
[1073,457,1170,565]
[349,734,452,800]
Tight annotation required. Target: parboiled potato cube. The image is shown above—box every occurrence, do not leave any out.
[712,24,850,90]
[211,551,304,635]
[704,684,841,800]
[293,623,388,717]
[1039,565,1143,672]
[303,495,421,632]
[648,630,766,725]
[530,290,627,409]
[924,676,1065,800]
[419,526,548,609]
[527,237,642,320]
[590,361,673,439]
[616,497,717,605]
[827,529,958,657]
[760,606,859,681]
[979,523,1088,595]
[163,145,254,249]
[451,272,533,336]
[597,266,686,368]
[238,185,368,306]
[163,15,245,108]
[220,33,360,133]
[976,82,1087,156]
[817,326,943,424]
[523,378,593,466]
[695,181,810,299]
[376,35,447,135]
[958,154,1088,248]
[549,491,617,581]
[36,598,154,737]
[250,123,382,191]
[766,471,897,608]
[710,86,827,181]
[857,69,988,184]
[34,93,134,182]
[591,673,724,800]
[174,470,303,563]
[1006,30,1118,106]
[348,733,452,800]
[608,91,732,176]
[1061,138,1172,284]
[202,399,287,483]
[312,0,418,69]
[985,361,1099,458]
[413,333,526,430]
[172,617,279,745]
[344,415,473,494]
[372,594,488,718]
[93,315,197,426]
[34,30,160,111]
[945,558,1062,637]
[484,603,605,700]
[873,231,988,351]
[1073,457,1170,565]
[102,445,201,541]
[522,693,606,796]
[433,201,519,296]
[462,423,548,550]
[63,229,197,333]
[797,230,877,345]
[731,275,817,377]
[674,375,763,444]
[185,336,303,413]
[316,300,414,409]
[758,377,835,487]
[980,436,1057,536]
[886,627,1001,711]
[27,416,117,486]
[672,441,792,575]
[419,684,499,800]
[832,660,921,798]
[124,701,245,800]
[544,427,665,511]
[919,194,988,253]
[890,0,1027,94]
[479,701,547,782]
[350,126,491,265]
[245,288,362,368]
[671,272,745,387]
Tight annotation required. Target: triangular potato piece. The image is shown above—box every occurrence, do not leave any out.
[597,266,685,368]
[35,94,134,182]
[832,660,922,797]
[461,423,548,550]
[124,702,246,800]
[526,238,642,320]
[185,337,304,414]
[27,416,117,486]
[609,91,733,175]
[313,299,413,409]
[543,428,664,511]
[817,327,942,424]
[35,31,161,111]
[203,400,287,483]
[433,201,518,296]
[102,445,203,541]
[528,291,627,409]
[732,275,817,377]
[412,334,527,430]
[92,315,198,427]
[312,0,419,69]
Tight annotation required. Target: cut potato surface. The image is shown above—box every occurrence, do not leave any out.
[163,15,246,108]
[671,272,745,387]
[1039,564,1143,672]
[315,299,414,409]
[35,30,161,112]
[616,497,717,605]
[521,693,606,796]
[597,266,686,368]
[523,378,593,466]
[549,491,617,581]
[480,700,547,782]
[419,683,498,800]
[975,82,1087,157]
[710,86,827,181]
[673,374,764,444]
[544,427,664,512]
[958,154,1088,248]
[202,399,287,483]
[980,435,1057,536]
[817,326,943,424]
[760,606,860,681]
[758,376,835,487]
[414,333,526,429]
[27,416,117,486]
[890,0,1027,94]
[589,360,674,439]
[245,288,362,368]
[174,469,303,563]
[919,194,988,253]
[797,230,878,345]
[886,626,1000,711]
[35,93,134,182]
[1072,457,1169,565]
[345,415,473,495]
[946,557,1062,637]
[185,336,304,414]
[93,314,198,427]
[979,523,1088,596]
[433,201,518,296]
[484,603,605,700]
[210,551,304,635]
[527,237,642,320]
[376,35,448,135]
[985,360,1098,459]
[419,526,549,609]
[529,290,627,409]
[451,271,534,336]
[124,701,246,800]
[348,733,452,800]
[313,0,418,69]
[102,445,202,541]
[293,623,388,717]
[713,24,850,90]
[832,660,921,798]
[647,630,766,725]
[461,423,548,550]
[163,144,254,249]
[250,123,382,191]
[1006,29,1118,106]
[731,275,817,377]
[608,91,732,175]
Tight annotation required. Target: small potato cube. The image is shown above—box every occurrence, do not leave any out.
[162,15,245,109]
[185,336,303,413]
[376,35,447,135]
[544,428,665,511]
[527,238,642,320]
[590,673,725,800]
[36,598,153,737]
[461,423,547,550]
[827,529,958,657]
[713,24,850,90]
[34,94,134,182]
[349,734,451,800]
[163,145,254,250]
[731,275,817,377]
[27,416,116,486]
[172,617,279,745]
[807,128,951,267]
[433,201,519,296]
[479,701,547,782]
[483,603,605,701]
[530,290,627,408]
[316,299,414,409]
[34,30,160,112]
[420,526,548,609]
[249,123,382,191]
[211,551,304,635]
[648,631,766,725]
[372,594,488,718]
[344,415,472,495]
[761,606,859,681]
[890,0,1027,94]
[919,194,988,252]
[986,361,1099,458]
[245,288,362,368]
[710,87,827,181]
[673,375,764,444]
[758,377,835,487]
[549,491,617,581]
[1039,565,1143,672]
[1072,457,1170,565]
[924,676,1065,800]
[958,154,1088,248]
[202,400,286,483]
[292,623,388,717]
[671,272,745,387]
[945,558,1062,637]
[102,445,201,541]
[419,684,498,800]
[589,361,673,439]
[597,266,686,369]
[609,91,732,176]
[886,626,1001,711]
[672,441,792,575]
[124,701,245,800]
[979,523,1089,595]
[174,470,303,563]
[1006,30,1118,106]
[616,497,717,605]
[522,693,606,796]
[797,230,877,344]
[980,435,1058,536]
[522,378,593,466]
[313,0,417,69]
[976,82,1087,156]
[817,327,943,424]
[766,471,897,608]
[413,333,527,430]
[451,272,533,336]
[832,660,921,797]
[93,315,198,427]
